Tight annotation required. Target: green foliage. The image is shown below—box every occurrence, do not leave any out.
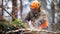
[13,19,22,24]
[0,18,26,33]
[0,22,17,33]
[13,19,26,28]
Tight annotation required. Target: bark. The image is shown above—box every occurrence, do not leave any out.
[12,0,18,21]
[51,0,55,34]
[51,0,55,23]
[56,0,60,32]
[20,0,23,19]
[0,0,3,20]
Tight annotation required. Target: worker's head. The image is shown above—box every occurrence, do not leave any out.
[30,1,40,13]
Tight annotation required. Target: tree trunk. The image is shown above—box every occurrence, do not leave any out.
[12,0,18,21]
[56,0,60,32]
[51,0,55,34]
[0,0,3,20]
[20,0,23,19]
[51,0,55,24]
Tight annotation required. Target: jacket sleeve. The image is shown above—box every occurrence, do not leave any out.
[40,11,48,28]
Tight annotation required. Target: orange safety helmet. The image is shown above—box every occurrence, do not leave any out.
[30,1,40,9]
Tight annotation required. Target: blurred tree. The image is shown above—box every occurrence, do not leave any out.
[51,0,55,34]
[20,0,23,19]
[12,0,18,21]
[0,0,3,20]
[2,0,4,17]
[58,0,60,29]
[56,0,60,32]
[51,0,55,23]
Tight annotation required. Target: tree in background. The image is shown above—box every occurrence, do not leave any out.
[0,0,3,20]
[51,0,55,25]
[12,0,18,21]
[20,0,23,19]
[56,0,60,32]
[51,0,56,34]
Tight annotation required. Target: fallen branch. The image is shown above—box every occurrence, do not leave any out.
[6,28,60,34]
[3,8,16,20]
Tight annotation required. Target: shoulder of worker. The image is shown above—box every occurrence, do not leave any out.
[40,8,48,16]
[40,8,48,22]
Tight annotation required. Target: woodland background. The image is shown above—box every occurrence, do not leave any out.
[0,0,60,34]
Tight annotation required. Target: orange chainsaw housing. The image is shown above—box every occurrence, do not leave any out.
[40,20,48,29]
